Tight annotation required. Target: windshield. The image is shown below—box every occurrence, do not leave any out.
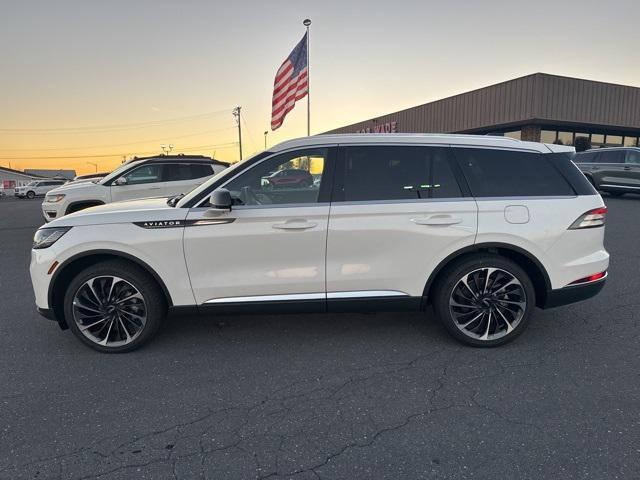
[176,151,271,208]
[99,160,142,184]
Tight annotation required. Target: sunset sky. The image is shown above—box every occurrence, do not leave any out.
[2,0,640,174]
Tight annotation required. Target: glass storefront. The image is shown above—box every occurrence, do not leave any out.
[540,130,557,143]
[504,130,521,140]
[557,131,573,145]
[493,128,639,148]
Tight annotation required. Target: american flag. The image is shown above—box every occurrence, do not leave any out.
[271,33,308,131]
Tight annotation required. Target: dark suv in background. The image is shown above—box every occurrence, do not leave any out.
[574,147,640,196]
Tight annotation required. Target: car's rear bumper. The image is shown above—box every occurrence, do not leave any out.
[542,277,606,309]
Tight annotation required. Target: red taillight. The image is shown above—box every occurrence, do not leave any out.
[569,206,607,229]
[569,271,607,285]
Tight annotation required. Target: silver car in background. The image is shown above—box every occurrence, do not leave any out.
[574,147,640,196]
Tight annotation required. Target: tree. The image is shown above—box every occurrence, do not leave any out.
[574,136,592,152]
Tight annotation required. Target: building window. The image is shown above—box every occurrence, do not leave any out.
[591,134,605,145]
[623,136,638,147]
[540,130,556,143]
[605,135,623,145]
[504,130,521,140]
[557,131,573,145]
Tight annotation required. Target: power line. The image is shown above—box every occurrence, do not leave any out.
[0,141,239,160]
[0,126,236,152]
[0,109,232,134]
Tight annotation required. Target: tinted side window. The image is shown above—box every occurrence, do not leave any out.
[163,164,192,182]
[340,146,461,201]
[599,151,625,163]
[454,148,575,197]
[626,151,640,164]
[575,152,598,163]
[190,164,214,179]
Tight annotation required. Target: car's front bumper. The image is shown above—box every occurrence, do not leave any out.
[41,202,64,222]
[542,276,607,309]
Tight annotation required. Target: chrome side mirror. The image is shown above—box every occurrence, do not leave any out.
[114,177,127,186]
[209,188,232,210]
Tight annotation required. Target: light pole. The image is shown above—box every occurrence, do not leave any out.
[86,162,98,173]
[160,144,174,155]
[264,131,268,150]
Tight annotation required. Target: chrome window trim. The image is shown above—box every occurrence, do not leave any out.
[474,195,578,201]
[330,197,474,206]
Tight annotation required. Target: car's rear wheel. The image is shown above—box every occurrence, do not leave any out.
[63,260,166,353]
[433,255,535,347]
[26,191,35,199]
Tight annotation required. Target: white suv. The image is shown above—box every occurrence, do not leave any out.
[30,134,609,352]
[15,179,67,199]
[41,155,228,222]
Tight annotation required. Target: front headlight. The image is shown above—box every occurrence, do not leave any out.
[45,193,66,203]
[33,227,71,249]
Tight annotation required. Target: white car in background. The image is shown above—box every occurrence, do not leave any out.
[15,179,67,199]
[41,155,228,222]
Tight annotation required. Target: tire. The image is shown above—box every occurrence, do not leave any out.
[26,191,35,199]
[63,259,167,353]
[432,254,536,347]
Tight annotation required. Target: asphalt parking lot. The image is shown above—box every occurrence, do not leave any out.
[0,196,639,480]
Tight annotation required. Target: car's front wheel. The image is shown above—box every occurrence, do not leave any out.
[63,260,166,353]
[433,255,535,347]
[26,191,35,199]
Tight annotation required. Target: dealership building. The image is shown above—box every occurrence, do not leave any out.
[326,73,640,148]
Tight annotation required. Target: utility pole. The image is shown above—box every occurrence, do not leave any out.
[86,162,98,173]
[233,106,242,160]
[264,131,268,150]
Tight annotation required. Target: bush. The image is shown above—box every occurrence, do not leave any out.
[574,136,592,152]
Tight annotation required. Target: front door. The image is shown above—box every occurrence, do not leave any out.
[183,147,333,306]
[326,145,477,307]
[110,163,166,202]
[622,149,640,191]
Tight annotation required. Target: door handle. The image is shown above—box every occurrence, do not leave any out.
[411,215,462,226]
[624,166,632,170]
[272,219,317,230]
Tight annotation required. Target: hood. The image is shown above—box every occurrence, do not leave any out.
[48,181,103,195]
[46,197,187,227]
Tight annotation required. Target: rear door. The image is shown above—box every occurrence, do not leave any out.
[326,144,477,307]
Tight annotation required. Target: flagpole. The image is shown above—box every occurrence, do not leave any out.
[303,18,311,136]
